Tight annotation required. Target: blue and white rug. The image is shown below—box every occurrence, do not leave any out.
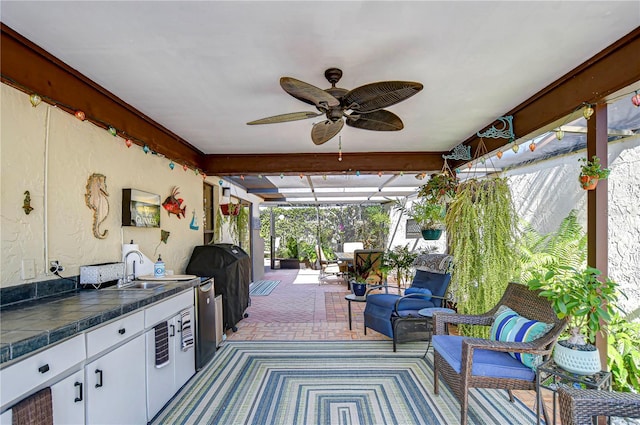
[249,280,280,296]
[152,341,539,425]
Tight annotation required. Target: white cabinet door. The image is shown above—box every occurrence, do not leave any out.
[174,307,195,390]
[146,309,195,420]
[86,334,146,425]
[51,370,84,425]
[145,325,175,421]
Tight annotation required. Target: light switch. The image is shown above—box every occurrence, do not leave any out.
[21,259,36,280]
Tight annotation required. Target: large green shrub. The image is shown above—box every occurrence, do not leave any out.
[607,312,640,392]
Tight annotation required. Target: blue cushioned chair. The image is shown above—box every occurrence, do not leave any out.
[363,254,452,351]
[432,282,568,425]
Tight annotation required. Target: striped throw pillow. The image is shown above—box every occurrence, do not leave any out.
[490,305,553,369]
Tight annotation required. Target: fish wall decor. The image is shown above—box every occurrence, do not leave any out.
[162,187,186,219]
[85,173,109,239]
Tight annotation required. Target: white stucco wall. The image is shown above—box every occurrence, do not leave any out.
[507,137,640,316]
[1,84,263,287]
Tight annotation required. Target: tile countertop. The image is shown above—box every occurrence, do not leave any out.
[0,279,198,367]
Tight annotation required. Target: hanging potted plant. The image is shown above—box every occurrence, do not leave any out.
[446,177,517,338]
[579,155,610,190]
[417,172,459,204]
[220,201,241,216]
[527,265,619,375]
[409,199,446,240]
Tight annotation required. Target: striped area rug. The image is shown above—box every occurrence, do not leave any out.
[248,280,280,296]
[152,341,539,425]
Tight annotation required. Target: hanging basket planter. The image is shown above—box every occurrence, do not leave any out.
[580,176,599,190]
[578,156,609,191]
[220,203,241,216]
[421,229,443,240]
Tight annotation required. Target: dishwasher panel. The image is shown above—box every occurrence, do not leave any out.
[195,278,218,370]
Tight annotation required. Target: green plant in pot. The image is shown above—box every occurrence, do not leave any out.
[409,199,446,240]
[417,171,459,204]
[578,155,610,190]
[527,265,619,375]
[383,244,418,289]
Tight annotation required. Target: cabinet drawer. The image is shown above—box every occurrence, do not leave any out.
[86,310,144,358]
[0,334,85,409]
[145,290,193,328]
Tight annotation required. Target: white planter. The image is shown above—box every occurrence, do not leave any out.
[553,341,601,375]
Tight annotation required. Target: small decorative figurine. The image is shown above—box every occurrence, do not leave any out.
[23,191,34,215]
[189,210,199,230]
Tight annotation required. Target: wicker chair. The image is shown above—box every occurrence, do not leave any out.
[558,387,640,425]
[432,282,568,425]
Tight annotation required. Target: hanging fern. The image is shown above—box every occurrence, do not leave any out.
[446,178,517,337]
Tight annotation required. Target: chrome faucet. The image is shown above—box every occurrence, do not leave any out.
[123,250,144,284]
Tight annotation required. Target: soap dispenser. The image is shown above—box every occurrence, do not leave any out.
[154,255,165,278]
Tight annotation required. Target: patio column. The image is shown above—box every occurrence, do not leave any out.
[586,102,608,371]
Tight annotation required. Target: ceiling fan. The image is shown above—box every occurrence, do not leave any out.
[247,68,423,145]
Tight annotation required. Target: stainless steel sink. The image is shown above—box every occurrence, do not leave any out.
[118,281,165,290]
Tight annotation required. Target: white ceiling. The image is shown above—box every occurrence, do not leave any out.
[2,1,639,204]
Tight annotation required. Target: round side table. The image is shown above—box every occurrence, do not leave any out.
[345,294,366,330]
[418,307,455,357]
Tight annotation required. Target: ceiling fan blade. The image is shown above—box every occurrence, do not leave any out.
[311,119,344,145]
[343,81,423,113]
[247,111,323,125]
[346,110,404,131]
[280,77,340,109]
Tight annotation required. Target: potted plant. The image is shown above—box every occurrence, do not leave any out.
[383,244,418,289]
[579,155,610,190]
[446,177,517,338]
[417,172,459,203]
[409,199,446,240]
[527,265,619,375]
[350,276,368,297]
[220,201,241,216]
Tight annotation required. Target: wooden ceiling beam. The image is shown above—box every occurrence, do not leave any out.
[0,24,204,169]
[453,27,640,170]
[201,152,446,176]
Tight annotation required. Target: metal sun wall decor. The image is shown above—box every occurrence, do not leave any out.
[85,173,110,239]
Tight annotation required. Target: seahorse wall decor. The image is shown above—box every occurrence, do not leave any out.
[85,173,110,239]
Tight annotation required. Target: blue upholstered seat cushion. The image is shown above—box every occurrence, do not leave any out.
[404,287,432,299]
[489,305,553,369]
[367,293,438,312]
[432,335,536,381]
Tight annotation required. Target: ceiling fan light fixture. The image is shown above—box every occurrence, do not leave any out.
[249,68,422,145]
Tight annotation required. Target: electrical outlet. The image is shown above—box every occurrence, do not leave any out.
[49,260,62,274]
[21,259,36,280]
